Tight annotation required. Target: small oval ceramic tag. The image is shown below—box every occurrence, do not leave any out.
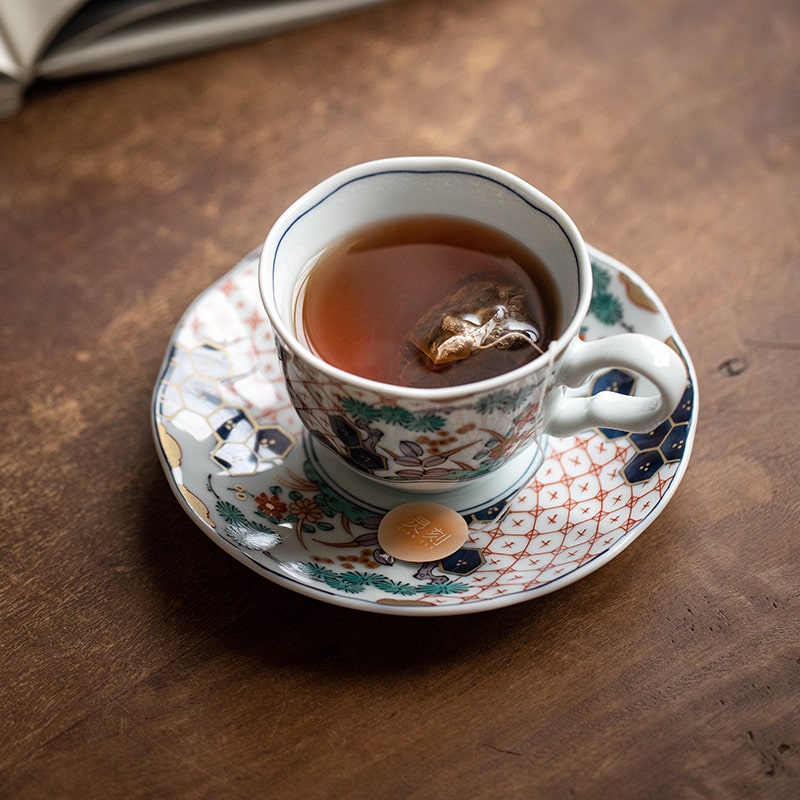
[378,502,469,562]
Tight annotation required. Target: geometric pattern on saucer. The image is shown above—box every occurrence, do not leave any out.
[152,245,697,615]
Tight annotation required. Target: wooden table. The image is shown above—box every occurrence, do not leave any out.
[2,1,798,797]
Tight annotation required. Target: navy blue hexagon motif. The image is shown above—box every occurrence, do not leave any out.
[439,548,486,576]
[212,411,296,473]
[328,414,388,472]
[593,372,694,485]
[623,449,666,483]
[592,368,638,439]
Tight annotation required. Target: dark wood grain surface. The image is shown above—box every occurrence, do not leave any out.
[1,1,798,797]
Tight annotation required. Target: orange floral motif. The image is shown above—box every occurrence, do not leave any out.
[289,497,325,525]
[254,493,288,518]
[334,550,381,570]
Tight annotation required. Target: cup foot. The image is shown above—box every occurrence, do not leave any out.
[306,435,548,517]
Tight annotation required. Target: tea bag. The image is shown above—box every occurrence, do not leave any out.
[408,278,545,367]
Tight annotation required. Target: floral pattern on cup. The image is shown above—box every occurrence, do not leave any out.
[276,332,549,484]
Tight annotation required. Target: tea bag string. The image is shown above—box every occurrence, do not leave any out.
[474,331,545,355]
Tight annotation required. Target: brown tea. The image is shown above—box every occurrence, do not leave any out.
[295,215,560,388]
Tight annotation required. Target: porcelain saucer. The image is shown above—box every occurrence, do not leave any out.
[152,246,697,616]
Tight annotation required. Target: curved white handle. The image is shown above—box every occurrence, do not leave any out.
[544,334,687,437]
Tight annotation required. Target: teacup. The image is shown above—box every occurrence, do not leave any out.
[258,157,686,508]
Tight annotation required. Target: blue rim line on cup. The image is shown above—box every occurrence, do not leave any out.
[260,157,591,401]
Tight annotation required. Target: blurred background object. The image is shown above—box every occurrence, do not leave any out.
[0,0,395,116]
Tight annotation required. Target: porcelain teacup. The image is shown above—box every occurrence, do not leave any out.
[258,157,687,506]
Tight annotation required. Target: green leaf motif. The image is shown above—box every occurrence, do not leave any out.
[591,292,624,325]
[377,405,417,428]
[341,397,380,422]
[216,501,246,524]
[589,262,624,326]
[420,581,470,595]
[591,262,611,293]
[404,413,446,433]
[474,388,526,414]
[297,562,468,597]
[297,563,354,593]
[340,397,445,433]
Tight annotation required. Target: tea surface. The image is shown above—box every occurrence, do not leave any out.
[296,215,559,387]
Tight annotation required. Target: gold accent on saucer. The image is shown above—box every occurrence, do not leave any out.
[665,336,681,357]
[180,486,215,528]
[157,422,182,468]
[620,272,658,313]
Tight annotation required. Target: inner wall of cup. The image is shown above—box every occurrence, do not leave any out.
[269,169,582,339]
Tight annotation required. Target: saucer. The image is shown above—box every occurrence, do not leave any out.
[152,246,697,616]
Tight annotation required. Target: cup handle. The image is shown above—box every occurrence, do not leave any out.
[543,334,687,437]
